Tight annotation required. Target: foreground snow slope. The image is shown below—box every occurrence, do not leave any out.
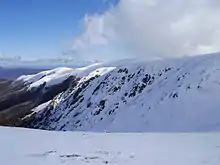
[0,126,220,165]
[23,53,220,132]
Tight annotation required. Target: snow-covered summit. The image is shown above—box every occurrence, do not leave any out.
[16,67,75,90]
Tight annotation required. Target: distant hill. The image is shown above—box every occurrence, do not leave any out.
[0,67,44,79]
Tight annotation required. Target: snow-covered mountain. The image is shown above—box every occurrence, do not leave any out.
[1,126,220,165]
[0,67,75,126]
[18,53,220,132]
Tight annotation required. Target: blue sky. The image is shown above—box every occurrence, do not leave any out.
[2,0,219,62]
[0,0,119,60]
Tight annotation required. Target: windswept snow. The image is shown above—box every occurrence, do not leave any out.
[16,67,74,89]
[0,127,220,165]
[14,59,142,90]
[15,64,117,90]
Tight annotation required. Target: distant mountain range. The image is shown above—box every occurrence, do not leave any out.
[0,67,44,79]
[0,56,97,69]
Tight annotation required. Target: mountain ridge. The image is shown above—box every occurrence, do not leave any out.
[18,53,220,132]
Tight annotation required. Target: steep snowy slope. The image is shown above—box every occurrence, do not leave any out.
[1,126,220,165]
[22,53,220,132]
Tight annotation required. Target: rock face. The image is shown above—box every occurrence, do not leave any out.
[0,68,75,126]
[19,54,220,132]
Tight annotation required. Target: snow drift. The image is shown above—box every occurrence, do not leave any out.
[0,126,220,165]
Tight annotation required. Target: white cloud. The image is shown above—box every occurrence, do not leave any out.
[71,0,220,60]
[71,12,116,50]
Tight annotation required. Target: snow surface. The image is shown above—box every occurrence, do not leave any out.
[14,59,143,90]
[0,126,220,165]
[22,100,52,120]
[28,53,220,132]
[15,64,117,90]
[16,67,74,89]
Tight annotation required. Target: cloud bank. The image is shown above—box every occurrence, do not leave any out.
[71,0,220,60]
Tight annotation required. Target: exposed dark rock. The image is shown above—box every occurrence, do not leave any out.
[118,68,128,74]
[98,100,106,109]
[172,93,178,98]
